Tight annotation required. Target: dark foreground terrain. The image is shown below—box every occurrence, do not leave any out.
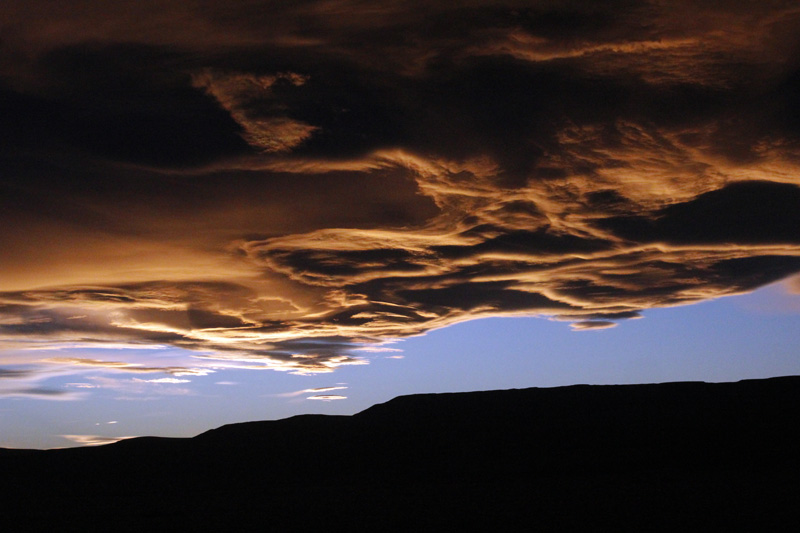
[3,377,800,531]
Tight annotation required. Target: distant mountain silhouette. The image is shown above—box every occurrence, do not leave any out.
[4,377,800,531]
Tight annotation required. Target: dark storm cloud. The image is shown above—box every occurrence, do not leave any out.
[600,181,800,245]
[1,1,800,375]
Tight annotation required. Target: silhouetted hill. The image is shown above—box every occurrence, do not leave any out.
[4,377,800,531]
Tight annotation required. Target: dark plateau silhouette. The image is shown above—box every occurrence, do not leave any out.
[3,377,800,531]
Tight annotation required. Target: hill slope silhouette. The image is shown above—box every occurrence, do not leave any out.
[4,377,800,531]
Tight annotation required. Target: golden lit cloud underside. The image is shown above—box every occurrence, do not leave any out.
[1,1,800,388]
[59,435,136,447]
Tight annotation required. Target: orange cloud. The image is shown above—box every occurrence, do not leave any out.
[191,70,318,153]
[59,435,136,447]
[1,0,799,387]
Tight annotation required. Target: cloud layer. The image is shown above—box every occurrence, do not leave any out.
[2,1,800,386]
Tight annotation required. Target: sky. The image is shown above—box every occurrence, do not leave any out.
[2,0,800,449]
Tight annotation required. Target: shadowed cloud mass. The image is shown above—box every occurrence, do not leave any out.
[2,1,800,385]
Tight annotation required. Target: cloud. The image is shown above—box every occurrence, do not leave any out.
[66,383,99,389]
[352,346,403,353]
[41,358,212,377]
[1,1,800,379]
[0,368,35,379]
[306,386,348,393]
[60,435,136,447]
[0,365,89,399]
[274,385,348,399]
[570,321,618,331]
[81,376,194,398]
[0,387,85,400]
[788,275,800,294]
[191,70,318,153]
[306,395,347,401]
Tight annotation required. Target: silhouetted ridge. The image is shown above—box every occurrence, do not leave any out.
[4,376,800,531]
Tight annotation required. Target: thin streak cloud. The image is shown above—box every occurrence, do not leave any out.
[274,385,349,398]
[306,395,347,401]
[60,435,136,447]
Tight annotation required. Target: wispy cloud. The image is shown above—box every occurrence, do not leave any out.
[191,70,318,153]
[1,366,86,400]
[85,376,194,397]
[570,321,618,331]
[306,395,347,401]
[60,434,136,447]
[42,358,212,377]
[273,385,349,399]
[0,388,85,401]
[1,0,799,380]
